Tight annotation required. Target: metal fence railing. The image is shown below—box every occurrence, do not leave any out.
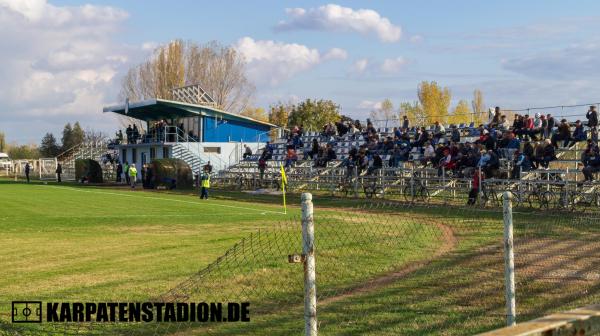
[3,192,599,335]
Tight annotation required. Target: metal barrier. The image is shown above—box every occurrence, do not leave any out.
[478,304,600,336]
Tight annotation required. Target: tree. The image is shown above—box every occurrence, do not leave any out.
[417,81,451,124]
[267,103,291,140]
[61,122,85,152]
[61,123,73,152]
[448,100,472,125]
[84,128,108,145]
[8,144,40,160]
[369,98,396,121]
[240,107,268,122]
[72,122,85,146]
[0,132,5,152]
[40,133,60,157]
[120,40,255,114]
[287,99,341,131]
[268,103,291,127]
[471,89,486,125]
[399,101,426,126]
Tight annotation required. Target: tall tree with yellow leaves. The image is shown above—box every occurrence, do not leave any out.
[240,107,268,122]
[399,101,426,126]
[417,81,451,124]
[448,100,472,125]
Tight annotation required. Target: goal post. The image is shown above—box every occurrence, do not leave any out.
[39,158,58,180]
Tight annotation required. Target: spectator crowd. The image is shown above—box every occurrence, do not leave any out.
[256,106,600,183]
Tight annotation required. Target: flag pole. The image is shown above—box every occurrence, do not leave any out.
[280,163,287,214]
[282,183,287,214]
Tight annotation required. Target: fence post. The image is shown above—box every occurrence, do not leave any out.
[503,191,516,326]
[301,193,317,336]
[477,167,482,205]
[353,166,359,198]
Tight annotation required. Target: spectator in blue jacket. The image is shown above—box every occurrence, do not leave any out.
[569,120,587,147]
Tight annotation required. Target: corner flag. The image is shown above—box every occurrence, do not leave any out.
[280,164,287,214]
[280,164,287,190]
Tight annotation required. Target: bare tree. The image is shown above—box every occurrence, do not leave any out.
[471,89,486,124]
[119,40,255,114]
[84,128,108,146]
[369,98,396,121]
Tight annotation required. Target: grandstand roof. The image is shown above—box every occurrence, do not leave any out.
[103,98,276,128]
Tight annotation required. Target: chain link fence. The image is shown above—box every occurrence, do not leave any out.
[1,194,599,335]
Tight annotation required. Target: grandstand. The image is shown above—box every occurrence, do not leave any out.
[216,106,600,210]
[102,85,276,177]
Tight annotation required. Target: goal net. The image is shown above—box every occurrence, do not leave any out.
[39,158,57,180]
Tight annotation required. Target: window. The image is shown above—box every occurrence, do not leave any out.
[163,147,169,158]
[150,147,156,160]
[204,147,221,154]
[132,148,137,163]
[122,149,127,163]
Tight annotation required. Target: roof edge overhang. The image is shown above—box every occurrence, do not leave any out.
[103,98,277,128]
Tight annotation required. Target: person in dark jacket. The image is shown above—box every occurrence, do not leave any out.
[368,153,383,175]
[551,119,571,148]
[511,150,533,179]
[582,146,600,182]
[24,162,31,183]
[55,163,62,182]
[540,139,556,169]
[116,162,123,182]
[569,120,587,147]
[546,114,556,138]
[402,116,410,130]
[451,125,460,143]
[586,105,598,142]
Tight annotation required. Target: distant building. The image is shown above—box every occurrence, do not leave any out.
[103,85,276,175]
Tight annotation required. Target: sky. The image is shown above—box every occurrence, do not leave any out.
[2,0,600,144]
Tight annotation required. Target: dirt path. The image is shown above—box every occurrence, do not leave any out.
[318,217,457,306]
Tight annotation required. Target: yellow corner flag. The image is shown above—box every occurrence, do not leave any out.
[280,164,287,214]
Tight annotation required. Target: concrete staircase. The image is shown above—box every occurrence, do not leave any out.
[172,143,204,175]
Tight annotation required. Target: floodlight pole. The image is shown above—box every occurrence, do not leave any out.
[301,193,317,336]
[503,191,516,326]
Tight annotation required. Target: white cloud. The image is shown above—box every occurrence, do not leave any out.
[323,47,348,60]
[235,37,347,86]
[409,34,423,43]
[351,58,369,74]
[358,100,382,110]
[0,0,148,143]
[142,41,158,51]
[349,57,408,76]
[275,4,402,43]
[380,57,407,73]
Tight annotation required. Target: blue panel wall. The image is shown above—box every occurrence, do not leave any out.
[202,116,271,142]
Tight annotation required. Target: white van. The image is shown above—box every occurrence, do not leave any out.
[0,153,12,171]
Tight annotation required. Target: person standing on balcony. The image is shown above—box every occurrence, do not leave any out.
[125,125,133,144]
[132,125,139,143]
[116,130,123,144]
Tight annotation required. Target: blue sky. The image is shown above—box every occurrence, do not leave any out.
[2,0,600,144]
